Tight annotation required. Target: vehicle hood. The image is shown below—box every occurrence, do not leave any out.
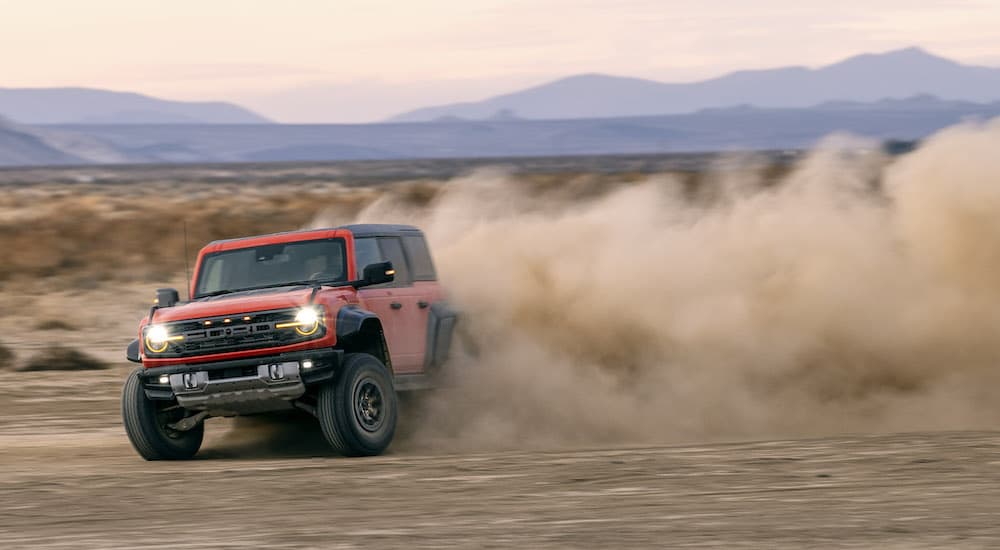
[150,287,335,323]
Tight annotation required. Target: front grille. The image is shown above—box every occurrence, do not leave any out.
[149,307,323,358]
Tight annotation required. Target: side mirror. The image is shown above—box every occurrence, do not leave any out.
[156,288,180,308]
[359,261,395,287]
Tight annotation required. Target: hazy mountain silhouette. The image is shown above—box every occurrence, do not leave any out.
[21,94,991,167]
[0,116,82,165]
[0,115,150,166]
[0,88,271,125]
[390,47,1000,121]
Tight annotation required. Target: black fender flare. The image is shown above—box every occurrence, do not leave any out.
[126,339,142,363]
[336,306,392,371]
[424,301,458,371]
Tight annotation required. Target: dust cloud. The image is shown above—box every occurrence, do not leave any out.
[318,119,1000,451]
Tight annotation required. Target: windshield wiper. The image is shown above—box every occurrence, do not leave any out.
[198,289,236,298]
[197,278,347,299]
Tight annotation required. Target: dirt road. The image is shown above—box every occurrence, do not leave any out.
[0,369,998,549]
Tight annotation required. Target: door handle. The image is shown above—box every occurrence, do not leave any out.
[390,302,403,310]
[418,301,429,309]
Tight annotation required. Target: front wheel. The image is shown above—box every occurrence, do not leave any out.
[121,368,203,460]
[317,353,397,456]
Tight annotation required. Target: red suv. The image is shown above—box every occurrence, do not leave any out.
[122,224,457,460]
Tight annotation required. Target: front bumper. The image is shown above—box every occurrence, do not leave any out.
[140,348,342,415]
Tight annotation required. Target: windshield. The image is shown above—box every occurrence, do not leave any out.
[194,238,347,297]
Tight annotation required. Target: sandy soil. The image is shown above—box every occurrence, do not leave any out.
[1,365,998,549]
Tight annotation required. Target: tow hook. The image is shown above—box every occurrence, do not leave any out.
[168,411,210,432]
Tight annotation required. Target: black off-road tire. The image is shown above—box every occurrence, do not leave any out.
[121,368,203,460]
[317,353,397,456]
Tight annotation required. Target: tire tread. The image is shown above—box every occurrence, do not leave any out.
[121,368,203,461]
[317,353,396,457]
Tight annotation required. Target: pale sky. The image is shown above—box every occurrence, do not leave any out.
[2,0,999,122]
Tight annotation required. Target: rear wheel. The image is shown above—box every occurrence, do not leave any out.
[317,353,397,456]
[121,368,203,460]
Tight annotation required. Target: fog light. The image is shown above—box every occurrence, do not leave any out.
[302,360,314,369]
[158,375,169,384]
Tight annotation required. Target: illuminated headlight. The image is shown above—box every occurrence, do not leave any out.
[294,307,320,336]
[276,307,322,336]
[144,325,182,353]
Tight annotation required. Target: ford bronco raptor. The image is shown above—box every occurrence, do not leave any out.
[122,224,457,460]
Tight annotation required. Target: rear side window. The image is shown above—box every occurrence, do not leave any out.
[402,235,436,281]
[377,237,411,284]
[353,236,411,286]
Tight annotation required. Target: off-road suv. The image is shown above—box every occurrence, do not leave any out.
[122,224,457,460]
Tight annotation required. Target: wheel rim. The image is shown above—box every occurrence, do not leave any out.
[353,377,385,432]
[154,404,189,440]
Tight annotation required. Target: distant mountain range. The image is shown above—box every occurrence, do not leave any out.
[4,47,1000,167]
[0,88,271,125]
[4,95,998,167]
[0,116,138,166]
[4,47,998,128]
[390,47,1000,122]
[0,117,81,165]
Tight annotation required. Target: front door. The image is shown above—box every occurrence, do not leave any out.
[355,236,428,373]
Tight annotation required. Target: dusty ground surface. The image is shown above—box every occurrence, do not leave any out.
[1,367,999,548]
[3,303,999,549]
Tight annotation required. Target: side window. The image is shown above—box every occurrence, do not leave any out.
[377,237,411,285]
[354,237,381,277]
[200,256,226,294]
[402,235,436,281]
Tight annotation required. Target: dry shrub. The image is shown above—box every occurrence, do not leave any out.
[0,341,14,367]
[19,346,109,372]
[34,319,77,331]
[0,182,378,288]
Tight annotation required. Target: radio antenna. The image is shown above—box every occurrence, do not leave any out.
[183,220,192,301]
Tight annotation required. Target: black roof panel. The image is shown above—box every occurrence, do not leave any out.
[337,223,422,237]
[206,224,422,247]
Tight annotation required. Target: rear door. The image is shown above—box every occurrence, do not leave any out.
[401,234,442,371]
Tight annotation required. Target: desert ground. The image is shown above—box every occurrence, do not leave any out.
[3,141,1000,548]
[2,370,999,549]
